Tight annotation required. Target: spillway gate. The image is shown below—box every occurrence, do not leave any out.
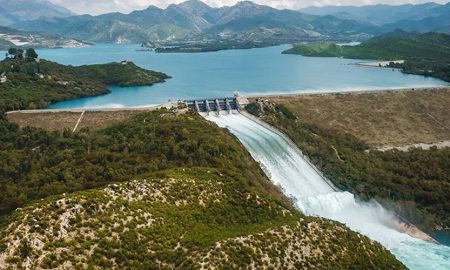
[186,97,239,114]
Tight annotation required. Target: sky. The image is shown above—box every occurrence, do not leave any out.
[48,0,449,15]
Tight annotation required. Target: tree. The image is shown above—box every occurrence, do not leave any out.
[26,48,38,60]
[8,48,18,56]
[17,49,24,59]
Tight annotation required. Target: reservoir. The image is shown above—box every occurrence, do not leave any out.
[31,44,447,109]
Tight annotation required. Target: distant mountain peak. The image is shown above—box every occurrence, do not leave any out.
[232,1,269,9]
[179,0,212,8]
[176,0,213,14]
[140,5,163,12]
[0,0,74,25]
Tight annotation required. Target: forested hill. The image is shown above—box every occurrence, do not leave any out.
[0,109,405,269]
[0,50,169,111]
[283,32,450,82]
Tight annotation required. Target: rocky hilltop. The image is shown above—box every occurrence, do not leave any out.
[0,169,405,269]
[0,109,405,269]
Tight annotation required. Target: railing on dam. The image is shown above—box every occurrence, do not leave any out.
[185,97,239,113]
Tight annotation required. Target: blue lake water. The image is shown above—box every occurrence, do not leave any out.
[33,44,447,109]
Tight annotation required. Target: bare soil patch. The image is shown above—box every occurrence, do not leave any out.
[259,88,450,146]
[7,111,81,131]
[7,109,145,132]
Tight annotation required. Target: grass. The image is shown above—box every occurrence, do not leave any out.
[7,111,82,131]
[260,88,450,147]
[7,109,146,132]
[248,89,450,230]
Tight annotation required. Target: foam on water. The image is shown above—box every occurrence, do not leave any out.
[205,112,450,270]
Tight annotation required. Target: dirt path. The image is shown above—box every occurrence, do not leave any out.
[73,111,85,132]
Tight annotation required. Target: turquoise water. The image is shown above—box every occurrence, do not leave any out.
[31,44,447,109]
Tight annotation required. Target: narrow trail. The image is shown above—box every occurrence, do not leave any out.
[73,111,85,132]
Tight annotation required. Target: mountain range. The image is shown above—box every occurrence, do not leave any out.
[12,0,378,44]
[3,0,450,45]
[0,0,74,26]
[300,2,450,34]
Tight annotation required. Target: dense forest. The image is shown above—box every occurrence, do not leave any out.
[283,32,450,82]
[0,109,406,268]
[0,49,169,111]
[0,109,287,216]
[247,102,450,231]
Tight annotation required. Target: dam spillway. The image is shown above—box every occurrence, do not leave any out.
[186,97,239,113]
[205,112,450,270]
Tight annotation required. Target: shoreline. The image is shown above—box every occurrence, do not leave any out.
[353,60,405,68]
[8,86,449,113]
[6,101,177,114]
[245,86,450,100]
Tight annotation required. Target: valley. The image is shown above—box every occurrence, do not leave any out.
[0,109,406,269]
[0,0,450,269]
[247,88,450,232]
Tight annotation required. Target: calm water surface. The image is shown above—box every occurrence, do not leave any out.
[34,44,447,109]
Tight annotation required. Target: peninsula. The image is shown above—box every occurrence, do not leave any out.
[283,32,450,82]
[0,48,170,111]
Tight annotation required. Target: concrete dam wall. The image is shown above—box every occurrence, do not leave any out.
[186,98,239,114]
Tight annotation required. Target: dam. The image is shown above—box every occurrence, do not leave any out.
[204,111,450,270]
[185,93,249,114]
[185,97,239,113]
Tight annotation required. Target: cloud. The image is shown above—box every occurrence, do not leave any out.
[49,0,449,15]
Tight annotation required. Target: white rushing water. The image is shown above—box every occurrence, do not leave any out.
[205,112,450,270]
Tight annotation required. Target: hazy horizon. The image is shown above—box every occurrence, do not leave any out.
[47,0,450,16]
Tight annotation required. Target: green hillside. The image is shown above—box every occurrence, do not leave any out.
[0,109,405,269]
[0,55,169,111]
[283,32,450,82]
[246,96,450,231]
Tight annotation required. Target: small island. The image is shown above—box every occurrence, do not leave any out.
[0,47,170,111]
[145,40,280,53]
[283,32,450,82]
